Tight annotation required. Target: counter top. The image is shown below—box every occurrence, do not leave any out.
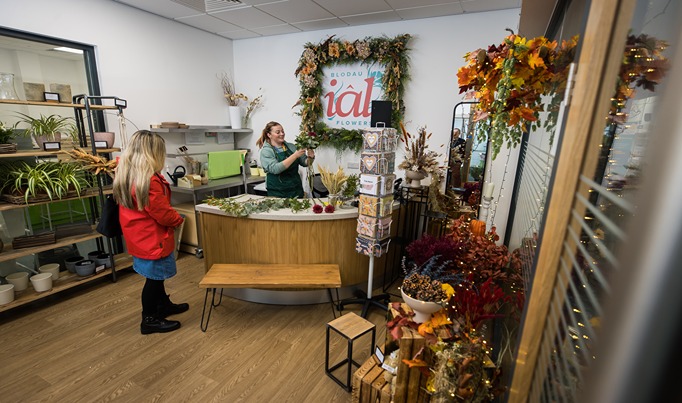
[171,175,265,195]
[196,194,361,221]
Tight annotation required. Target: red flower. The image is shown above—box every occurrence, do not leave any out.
[308,131,317,137]
[312,204,323,214]
[324,204,335,213]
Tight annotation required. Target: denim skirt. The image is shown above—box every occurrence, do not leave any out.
[133,253,177,280]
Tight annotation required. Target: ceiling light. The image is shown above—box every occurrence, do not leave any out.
[52,46,83,54]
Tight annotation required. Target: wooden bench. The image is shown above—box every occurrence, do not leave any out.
[199,263,342,332]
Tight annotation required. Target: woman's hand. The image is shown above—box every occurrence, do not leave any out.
[293,149,306,159]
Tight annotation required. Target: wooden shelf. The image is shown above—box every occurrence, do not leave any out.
[150,126,252,134]
[0,228,103,263]
[0,148,120,159]
[0,99,119,110]
[0,187,112,212]
[0,253,133,313]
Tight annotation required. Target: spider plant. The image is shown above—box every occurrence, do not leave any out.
[15,112,73,142]
[8,161,60,202]
[53,161,87,199]
[0,120,18,144]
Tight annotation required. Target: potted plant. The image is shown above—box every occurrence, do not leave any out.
[15,112,73,150]
[2,161,60,202]
[398,124,442,187]
[219,72,247,129]
[0,119,18,153]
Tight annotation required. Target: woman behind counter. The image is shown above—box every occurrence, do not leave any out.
[256,121,315,198]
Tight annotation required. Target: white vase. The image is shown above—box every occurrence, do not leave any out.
[404,170,426,188]
[229,106,242,129]
[401,288,444,323]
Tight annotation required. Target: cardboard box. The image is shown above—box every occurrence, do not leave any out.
[355,235,391,257]
[359,194,393,218]
[173,203,198,249]
[357,215,392,240]
[362,127,399,152]
[360,174,395,197]
[360,152,395,175]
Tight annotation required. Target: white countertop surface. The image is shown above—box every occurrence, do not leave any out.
[195,194,360,221]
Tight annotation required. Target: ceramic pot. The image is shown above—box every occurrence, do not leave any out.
[39,263,61,282]
[6,271,29,291]
[229,106,242,129]
[0,284,15,304]
[65,256,85,273]
[30,273,53,292]
[95,253,113,269]
[404,170,426,188]
[93,132,115,148]
[75,260,96,277]
[87,250,105,261]
[400,288,444,323]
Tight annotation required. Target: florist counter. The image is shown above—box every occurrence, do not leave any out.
[195,195,396,305]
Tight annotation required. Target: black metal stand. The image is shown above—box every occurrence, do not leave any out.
[338,255,390,318]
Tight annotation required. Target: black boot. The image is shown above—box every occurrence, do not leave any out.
[140,315,181,335]
[158,294,189,318]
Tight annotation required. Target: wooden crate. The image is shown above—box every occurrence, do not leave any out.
[352,355,392,403]
[387,304,432,403]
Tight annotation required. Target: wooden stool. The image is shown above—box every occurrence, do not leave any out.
[325,312,376,391]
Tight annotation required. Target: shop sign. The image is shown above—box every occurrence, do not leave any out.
[321,62,385,129]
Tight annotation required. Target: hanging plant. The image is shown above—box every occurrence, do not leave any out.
[294,34,412,153]
[457,33,578,159]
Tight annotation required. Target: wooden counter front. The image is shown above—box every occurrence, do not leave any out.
[198,209,389,287]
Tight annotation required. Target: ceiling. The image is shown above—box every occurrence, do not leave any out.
[112,0,522,40]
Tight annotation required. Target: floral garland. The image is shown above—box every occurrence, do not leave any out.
[457,34,578,159]
[609,33,668,124]
[294,34,412,153]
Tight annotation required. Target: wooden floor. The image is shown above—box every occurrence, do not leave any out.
[0,253,397,402]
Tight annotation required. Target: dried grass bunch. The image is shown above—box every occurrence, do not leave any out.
[317,164,348,195]
[398,123,441,175]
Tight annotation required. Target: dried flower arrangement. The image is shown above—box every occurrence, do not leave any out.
[398,124,442,176]
[243,90,264,124]
[219,72,248,106]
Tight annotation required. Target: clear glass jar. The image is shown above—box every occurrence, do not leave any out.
[0,72,19,100]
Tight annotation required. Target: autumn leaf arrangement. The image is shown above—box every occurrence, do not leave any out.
[457,33,578,158]
[388,216,525,402]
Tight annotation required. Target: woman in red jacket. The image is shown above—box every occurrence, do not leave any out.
[113,130,187,334]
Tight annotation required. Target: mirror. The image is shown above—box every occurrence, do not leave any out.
[445,101,488,199]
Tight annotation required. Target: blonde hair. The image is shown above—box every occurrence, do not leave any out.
[256,121,282,148]
[113,130,167,210]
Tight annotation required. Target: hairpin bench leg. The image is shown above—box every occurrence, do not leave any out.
[200,288,216,332]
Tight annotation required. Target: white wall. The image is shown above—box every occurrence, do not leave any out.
[0,0,234,133]
[233,8,521,234]
[1,1,520,236]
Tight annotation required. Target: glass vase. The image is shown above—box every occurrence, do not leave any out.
[0,72,19,100]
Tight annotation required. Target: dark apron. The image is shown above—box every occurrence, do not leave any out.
[266,147,304,198]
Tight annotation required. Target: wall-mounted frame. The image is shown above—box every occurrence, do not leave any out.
[217,132,234,144]
[43,92,60,102]
[184,132,205,145]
